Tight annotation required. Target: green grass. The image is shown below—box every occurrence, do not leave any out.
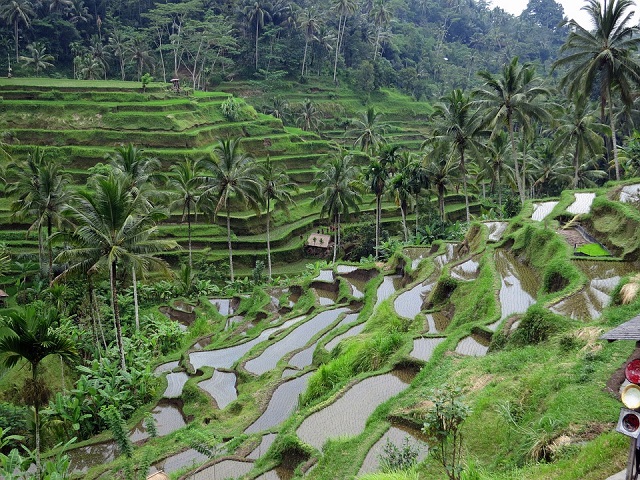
[575,243,610,257]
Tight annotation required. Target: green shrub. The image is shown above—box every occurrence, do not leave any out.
[575,243,609,257]
[508,305,566,347]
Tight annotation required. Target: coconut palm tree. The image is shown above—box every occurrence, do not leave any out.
[260,156,297,280]
[199,138,261,282]
[312,150,362,263]
[0,0,35,61]
[423,140,457,222]
[7,148,71,283]
[56,173,177,370]
[19,41,54,75]
[295,98,323,132]
[168,158,203,271]
[244,1,272,71]
[430,89,484,224]
[109,143,164,208]
[474,57,553,205]
[0,306,78,480]
[331,0,358,82]
[349,106,388,154]
[364,156,389,259]
[554,0,640,181]
[370,0,391,60]
[481,130,513,212]
[390,152,418,242]
[552,93,609,188]
[299,8,321,77]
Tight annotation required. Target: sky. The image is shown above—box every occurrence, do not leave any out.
[489,0,639,28]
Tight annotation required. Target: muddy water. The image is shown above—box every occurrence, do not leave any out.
[163,372,189,398]
[404,247,431,269]
[376,275,403,308]
[434,243,457,268]
[425,311,450,333]
[620,184,640,203]
[451,258,480,281]
[247,433,277,459]
[191,460,254,480]
[314,269,335,282]
[455,334,490,356]
[485,222,508,242]
[358,424,428,475]
[296,371,411,450]
[190,316,306,371]
[153,448,208,475]
[342,276,368,299]
[198,371,237,409]
[325,323,366,351]
[394,281,434,319]
[336,265,358,274]
[410,337,445,362]
[68,441,118,474]
[245,373,312,433]
[490,249,540,330]
[130,400,186,442]
[550,260,635,320]
[209,298,234,316]
[311,286,338,306]
[245,308,349,375]
[532,201,558,221]
[567,192,596,215]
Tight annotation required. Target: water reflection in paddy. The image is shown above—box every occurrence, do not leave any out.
[68,441,118,475]
[375,275,403,307]
[358,424,428,475]
[245,308,349,375]
[245,373,312,433]
[567,192,596,215]
[551,260,635,320]
[289,344,316,369]
[325,323,366,351]
[314,270,335,282]
[191,460,254,480]
[410,337,445,361]
[490,249,540,330]
[153,448,208,475]
[450,258,480,281]
[403,247,431,269]
[190,316,306,371]
[394,281,434,319]
[209,298,234,316]
[532,201,558,221]
[455,334,490,356]
[311,286,338,306]
[296,371,411,450]
[620,184,640,203]
[198,370,237,409]
[485,222,508,242]
[130,400,186,442]
[163,371,189,398]
[247,433,277,459]
[336,265,358,274]
[425,312,450,333]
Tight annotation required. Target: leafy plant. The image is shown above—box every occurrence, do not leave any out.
[575,243,609,257]
[221,96,240,121]
[378,436,422,472]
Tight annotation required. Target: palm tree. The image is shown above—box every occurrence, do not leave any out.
[57,173,177,370]
[349,106,388,154]
[168,158,203,271]
[299,8,321,77]
[474,57,553,205]
[553,0,640,181]
[312,150,362,263]
[200,138,261,282]
[430,89,484,223]
[481,130,513,212]
[7,148,70,283]
[244,1,272,71]
[19,42,54,75]
[0,306,78,480]
[552,93,609,188]
[331,0,358,82]
[260,156,297,280]
[296,98,323,132]
[130,36,154,81]
[109,143,164,208]
[370,0,391,60]
[108,29,129,81]
[423,140,457,222]
[390,152,417,242]
[0,0,35,61]
[364,156,389,259]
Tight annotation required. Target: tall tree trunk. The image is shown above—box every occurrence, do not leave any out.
[414,193,420,238]
[110,261,127,371]
[497,167,502,214]
[460,149,470,224]
[375,194,380,259]
[266,196,272,280]
[47,216,53,285]
[400,203,408,242]
[608,87,621,181]
[255,19,260,71]
[573,144,580,188]
[302,38,309,77]
[226,208,234,282]
[132,268,139,331]
[187,202,192,271]
[37,224,45,279]
[333,15,346,83]
[33,367,41,480]
[508,118,525,205]
[14,21,19,62]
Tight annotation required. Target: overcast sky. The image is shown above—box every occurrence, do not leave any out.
[489,0,639,28]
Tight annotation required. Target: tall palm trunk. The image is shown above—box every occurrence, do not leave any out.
[508,118,525,204]
[400,201,408,241]
[333,14,346,82]
[14,21,19,62]
[33,365,41,480]
[266,196,272,280]
[375,194,380,259]
[414,193,420,238]
[226,207,234,282]
[255,19,260,70]
[607,87,621,181]
[460,148,470,224]
[302,39,309,76]
[132,268,139,331]
[110,261,126,371]
[187,202,192,271]
[438,186,446,222]
[497,167,502,214]
[47,216,53,284]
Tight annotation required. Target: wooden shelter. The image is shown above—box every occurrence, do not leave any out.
[147,472,169,480]
[0,289,8,307]
[601,315,640,342]
[304,233,332,258]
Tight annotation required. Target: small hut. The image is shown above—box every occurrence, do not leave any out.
[170,78,180,93]
[147,472,169,480]
[304,233,332,258]
[0,290,8,307]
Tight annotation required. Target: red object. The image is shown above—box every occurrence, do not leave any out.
[626,359,640,384]
[623,413,640,432]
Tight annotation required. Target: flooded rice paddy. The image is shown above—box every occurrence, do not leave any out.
[247,433,277,459]
[68,441,118,474]
[336,265,358,274]
[375,275,403,307]
[296,371,412,450]
[162,371,189,398]
[620,184,640,203]
[245,373,312,433]
[550,260,635,320]
[245,308,349,375]
[532,201,558,221]
[485,221,508,242]
[129,400,186,442]
[151,448,208,475]
[209,298,235,316]
[198,370,237,409]
[324,323,366,351]
[425,311,450,333]
[455,334,490,356]
[404,247,431,269]
[288,344,316,369]
[394,280,434,319]
[410,337,446,362]
[190,459,254,479]
[567,192,596,215]
[358,423,428,475]
[313,270,335,282]
[450,258,480,281]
